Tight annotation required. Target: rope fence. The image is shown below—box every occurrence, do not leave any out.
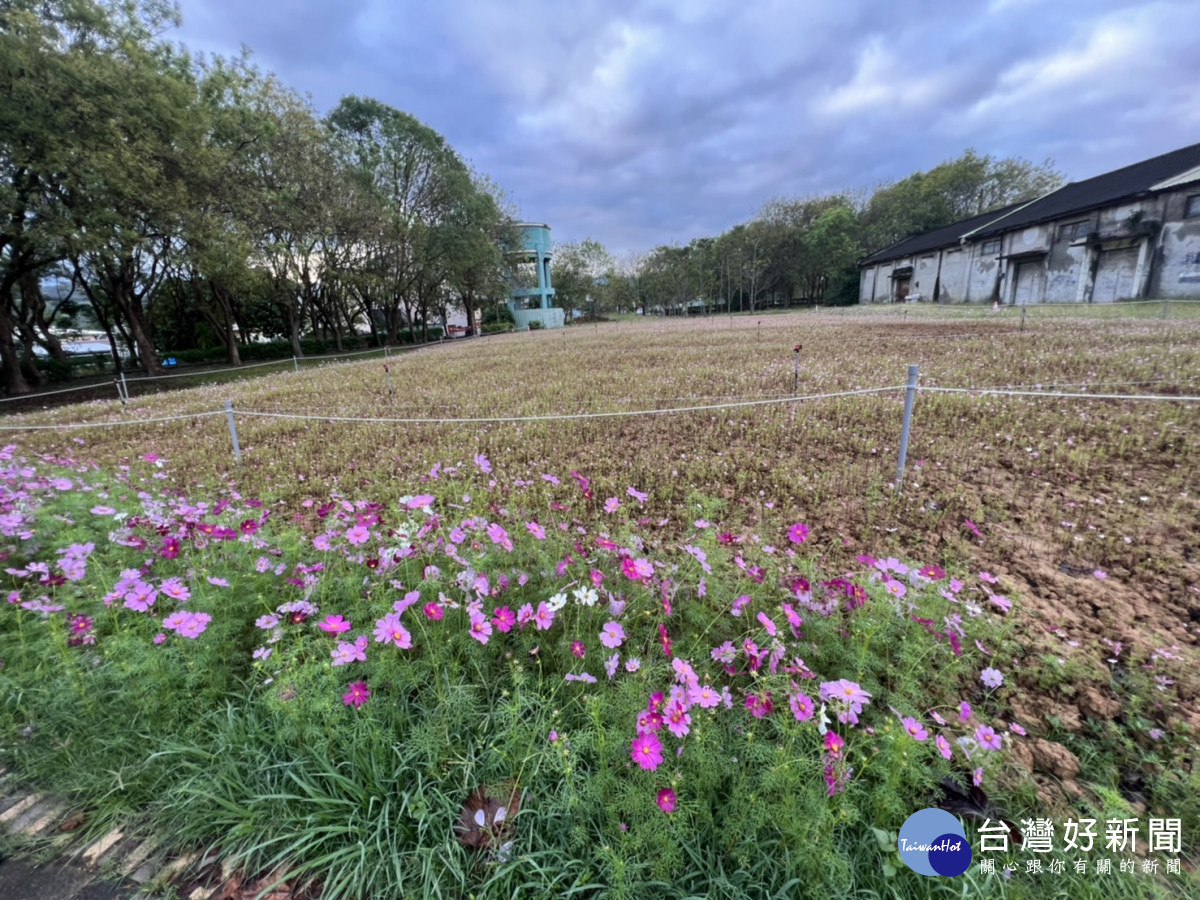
[4,363,1198,489]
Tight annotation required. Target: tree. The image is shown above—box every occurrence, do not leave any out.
[859,150,1062,253]
[553,239,615,316]
[328,96,474,345]
[0,0,186,391]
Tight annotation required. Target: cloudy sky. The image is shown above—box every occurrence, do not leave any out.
[174,0,1199,256]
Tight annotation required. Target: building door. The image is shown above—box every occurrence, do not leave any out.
[1092,247,1139,302]
[893,276,910,303]
[1013,261,1044,306]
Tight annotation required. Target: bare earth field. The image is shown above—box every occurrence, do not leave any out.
[10,309,1200,736]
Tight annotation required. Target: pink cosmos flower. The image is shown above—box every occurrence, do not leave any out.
[980,667,1003,689]
[162,611,189,631]
[516,603,534,628]
[626,486,648,503]
[745,691,773,718]
[473,453,492,474]
[692,684,721,709]
[533,602,555,631]
[631,732,663,770]
[789,691,814,721]
[658,623,672,657]
[342,681,370,708]
[526,522,546,540]
[787,522,809,545]
[600,621,625,648]
[756,611,777,637]
[345,525,370,546]
[975,725,1002,751]
[936,734,953,760]
[666,702,692,738]
[571,640,586,659]
[160,579,190,602]
[318,614,352,634]
[331,640,366,666]
[959,701,972,721]
[824,731,845,756]
[605,653,619,679]
[1009,722,1027,736]
[487,522,513,551]
[177,612,211,639]
[373,613,412,648]
[901,717,929,741]
[656,788,677,813]
[973,767,984,787]
[394,590,421,614]
[423,602,444,621]
[604,497,620,513]
[469,614,493,645]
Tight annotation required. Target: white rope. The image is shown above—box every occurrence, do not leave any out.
[0,410,225,431]
[0,345,413,404]
[920,386,1200,402]
[0,381,119,404]
[233,386,907,426]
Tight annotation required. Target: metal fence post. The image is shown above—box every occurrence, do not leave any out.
[1020,307,1026,332]
[224,400,242,463]
[896,364,919,491]
[119,372,129,402]
[293,356,299,373]
[793,344,801,394]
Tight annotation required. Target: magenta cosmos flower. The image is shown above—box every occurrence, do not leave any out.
[318,614,352,634]
[656,788,677,814]
[491,606,515,633]
[342,681,370,708]
[630,732,663,771]
[787,522,809,545]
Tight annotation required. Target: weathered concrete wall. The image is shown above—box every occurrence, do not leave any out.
[1154,189,1200,298]
[911,253,938,301]
[965,241,1002,302]
[936,247,969,302]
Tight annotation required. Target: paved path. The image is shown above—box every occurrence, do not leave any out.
[0,854,134,900]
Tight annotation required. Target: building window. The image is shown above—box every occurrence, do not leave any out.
[980,239,1001,255]
[1059,220,1090,241]
[1186,194,1200,218]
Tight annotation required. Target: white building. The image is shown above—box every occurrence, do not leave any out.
[859,143,1200,305]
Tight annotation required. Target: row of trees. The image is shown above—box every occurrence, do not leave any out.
[1,0,518,395]
[553,150,1064,317]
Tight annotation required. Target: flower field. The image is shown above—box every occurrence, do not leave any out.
[2,310,1198,898]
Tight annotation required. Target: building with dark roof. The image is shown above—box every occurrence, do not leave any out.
[858,142,1200,305]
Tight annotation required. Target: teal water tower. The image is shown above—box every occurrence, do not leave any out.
[507,223,565,330]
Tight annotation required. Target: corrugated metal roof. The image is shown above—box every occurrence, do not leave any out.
[972,142,1200,237]
[859,204,1021,266]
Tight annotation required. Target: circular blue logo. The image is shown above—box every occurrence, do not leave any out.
[897,809,972,877]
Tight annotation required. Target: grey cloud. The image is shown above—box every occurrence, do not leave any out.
[174,0,1200,255]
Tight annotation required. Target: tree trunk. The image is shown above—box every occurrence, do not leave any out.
[0,298,30,395]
